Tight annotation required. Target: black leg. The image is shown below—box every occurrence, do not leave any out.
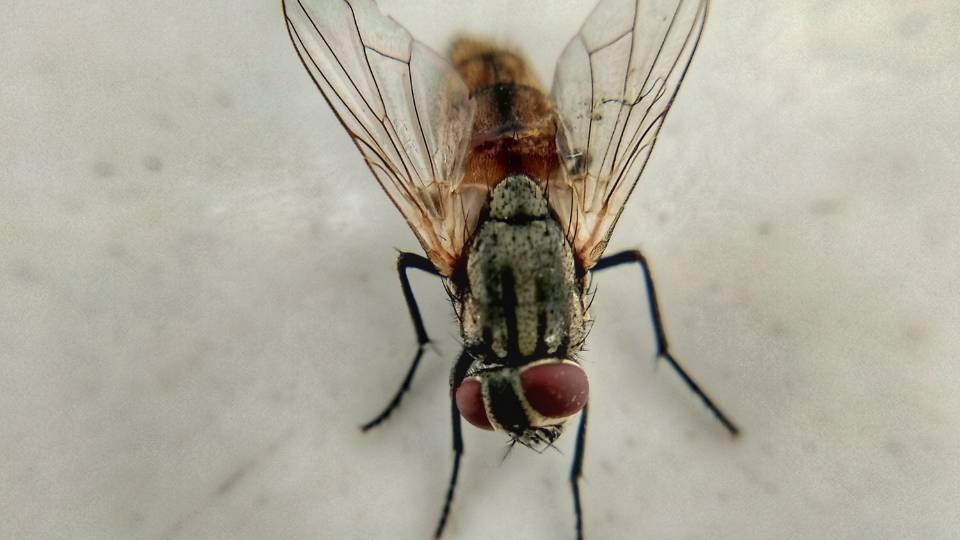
[361,252,440,431]
[594,250,740,436]
[435,350,473,538]
[570,404,589,540]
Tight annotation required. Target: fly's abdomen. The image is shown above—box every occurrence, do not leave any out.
[450,39,560,189]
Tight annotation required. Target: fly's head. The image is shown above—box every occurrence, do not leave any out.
[454,357,588,450]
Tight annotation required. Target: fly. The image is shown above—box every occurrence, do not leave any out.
[282,1,738,538]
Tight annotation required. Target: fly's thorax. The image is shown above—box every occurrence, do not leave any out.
[459,175,587,361]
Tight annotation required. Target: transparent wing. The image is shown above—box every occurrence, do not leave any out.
[549,0,708,269]
[284,0,480,276]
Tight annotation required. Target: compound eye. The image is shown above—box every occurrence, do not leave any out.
[519,362,589,419]
[455,377,494,430]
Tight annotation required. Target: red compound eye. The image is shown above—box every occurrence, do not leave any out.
[520,362,589,418]
[455,378,493,430]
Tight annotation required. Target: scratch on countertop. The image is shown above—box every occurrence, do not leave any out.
[158,427,298,540]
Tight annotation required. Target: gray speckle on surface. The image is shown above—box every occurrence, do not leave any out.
[2,1,960,539]
[142,155,163,172]
[92,160,116,178]
[808,197,844,216]
[214,91,235,109]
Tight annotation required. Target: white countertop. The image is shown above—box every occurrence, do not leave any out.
[2,1,959,538]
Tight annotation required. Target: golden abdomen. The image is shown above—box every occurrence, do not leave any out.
[450,38,560,188]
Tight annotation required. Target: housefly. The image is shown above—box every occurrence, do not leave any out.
[283,0,738,538]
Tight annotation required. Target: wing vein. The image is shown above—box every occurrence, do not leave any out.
[549,0,709,268]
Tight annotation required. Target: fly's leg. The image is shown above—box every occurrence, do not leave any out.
[570,404,589,540]
[435,349,472,538]
[594,250,740,436]
[361,252,440,431]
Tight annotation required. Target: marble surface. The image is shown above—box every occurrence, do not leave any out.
[3,1,959,539]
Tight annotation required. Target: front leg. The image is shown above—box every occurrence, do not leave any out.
[594,250,740,436]
[434,349,472,538]
[361,252,440,431]
[569,404,589,540]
